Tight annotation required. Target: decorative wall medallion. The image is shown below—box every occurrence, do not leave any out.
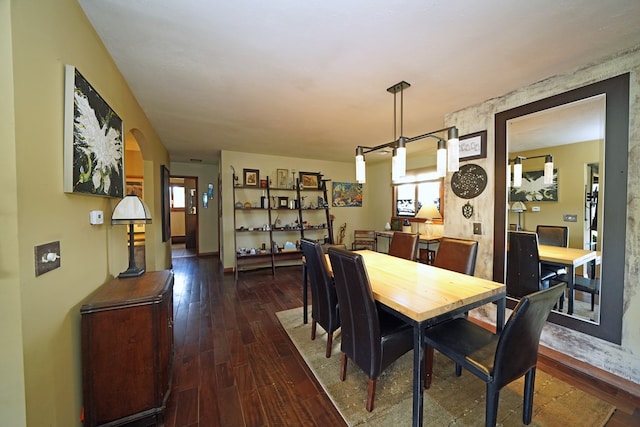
[451,163,488,199]
[462,201,474,219]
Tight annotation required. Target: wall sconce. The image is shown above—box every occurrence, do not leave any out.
[354,81,459,183]
[508,154,554,188]
[111,194,152,278]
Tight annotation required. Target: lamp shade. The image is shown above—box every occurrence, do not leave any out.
[510,201,527,212]
[112,195,152,225]
[416,203,441,220]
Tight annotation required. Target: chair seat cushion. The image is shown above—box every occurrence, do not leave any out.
[424,318,498,381]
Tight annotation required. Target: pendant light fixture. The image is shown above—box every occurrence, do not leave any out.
[509,154,554,188]
[354,81,459,183]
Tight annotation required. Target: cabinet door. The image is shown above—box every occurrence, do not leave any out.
[156,284,174,405]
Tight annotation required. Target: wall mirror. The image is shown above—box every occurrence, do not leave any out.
[493,74,629,344]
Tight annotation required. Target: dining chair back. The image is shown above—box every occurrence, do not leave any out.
[424,283,567,426]
[351,230,376,251]
[300,238,340,358]
[536,225,569,279]
[432,237,479,275]
[388,231,419,261]
[506,232,554,298]
[327,247,413,412]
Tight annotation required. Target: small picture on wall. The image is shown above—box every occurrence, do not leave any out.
[277,169,289,188]
[332,182,363,207]
[243,169,259,186]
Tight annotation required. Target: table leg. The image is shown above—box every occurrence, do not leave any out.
[302,263,308,324]
[567,265,575,315]
[412,324,425,427]
[496,297,506,333]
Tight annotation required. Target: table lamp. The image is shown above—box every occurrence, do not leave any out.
[416,203,441,235]
[510,201,527,231]
[111,194,152,278]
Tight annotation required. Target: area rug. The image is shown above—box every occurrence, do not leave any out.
[277,307,615,427]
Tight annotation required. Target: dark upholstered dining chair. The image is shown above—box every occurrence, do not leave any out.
[300,238,340,358]
[536,225,569,278]
[388,231,419,261]
[424,283,567,427]
[327,247,414,412]
[432,237,479,275]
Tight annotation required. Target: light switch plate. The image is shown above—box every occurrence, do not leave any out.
[563,214,578,222]
[35,241,61,277]
[473,222,483,235]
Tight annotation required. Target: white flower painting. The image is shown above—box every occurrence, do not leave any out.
[509,169,558,202]
[64,65,124,197]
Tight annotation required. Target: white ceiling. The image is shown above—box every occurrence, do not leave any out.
[78,0,640,164]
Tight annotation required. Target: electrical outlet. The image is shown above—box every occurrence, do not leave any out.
[473,222,483,235]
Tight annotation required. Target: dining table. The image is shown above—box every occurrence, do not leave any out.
[322,249,506,427]
[538,245,599,315]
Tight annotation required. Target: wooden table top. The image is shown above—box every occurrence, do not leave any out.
[326,250,505,323]
[538,245,598,267]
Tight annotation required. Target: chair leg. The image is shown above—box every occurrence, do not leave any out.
[340,352,348,381]
[523,367,536,424]
[326,331,333,358]
[366,378,376,412]
[424,346,434,389]
[591,293,595,311]
[455,364,462,377]
[486,383,500,427]
[311,319,317,340]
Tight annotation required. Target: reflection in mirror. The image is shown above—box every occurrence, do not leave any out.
[494,73,629,344]
[506,95,605,324]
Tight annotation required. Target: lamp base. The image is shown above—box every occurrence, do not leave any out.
[118,267,145,278]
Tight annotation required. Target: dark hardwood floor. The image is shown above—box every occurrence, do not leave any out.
[163,255,640,426]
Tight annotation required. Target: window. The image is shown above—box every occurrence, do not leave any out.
[392,174,443,224]
[170,185,185,209]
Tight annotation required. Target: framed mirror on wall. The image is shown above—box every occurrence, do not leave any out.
[493,73,629,344]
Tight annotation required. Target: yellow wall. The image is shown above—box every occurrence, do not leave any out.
[5,0,171,424]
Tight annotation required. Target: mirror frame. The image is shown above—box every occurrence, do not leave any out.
[493,73,629,344]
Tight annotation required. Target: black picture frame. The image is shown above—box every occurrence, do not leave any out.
[161,164,171,242]
[459,130,487,161]
[278,196,289,208]
[243,168,259,187]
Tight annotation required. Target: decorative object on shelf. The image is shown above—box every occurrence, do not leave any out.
[235,202,243,209]
[243,168,259,186]
[353,81,459,183]
[451,163,488,199]
[259,179,267,188]
[384,222,391,231]
[509,168,558,202]
[64,65,124,197]
[278,196,289,207]
[459,130,487,161]
[243,202,252,209]
[331,182,363,207]
[462,201,474,219]
[277,169,289,188]
[111,195,152,278]
[299,172,321,189]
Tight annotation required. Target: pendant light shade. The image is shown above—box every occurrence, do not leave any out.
[355,146,366,183]
[437,139,447,177]
[447,127,459,172]
[544,154,554,184]
[513,157,523,188]
[394,137,407,179]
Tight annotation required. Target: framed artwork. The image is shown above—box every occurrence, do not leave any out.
[278,196,289,208]
[277,169,289,188]
[509,169,558,202]
[125,177,143,197]
[243,168,259,186]
[63,65,124,197]
[161,165,171,242]
[300,172,320,189]
[459,130,487,161]
[332,182,363,207]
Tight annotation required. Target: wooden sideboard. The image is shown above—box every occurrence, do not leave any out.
[81,270,174,426]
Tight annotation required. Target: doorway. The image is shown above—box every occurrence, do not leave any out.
[169,176,198,257]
